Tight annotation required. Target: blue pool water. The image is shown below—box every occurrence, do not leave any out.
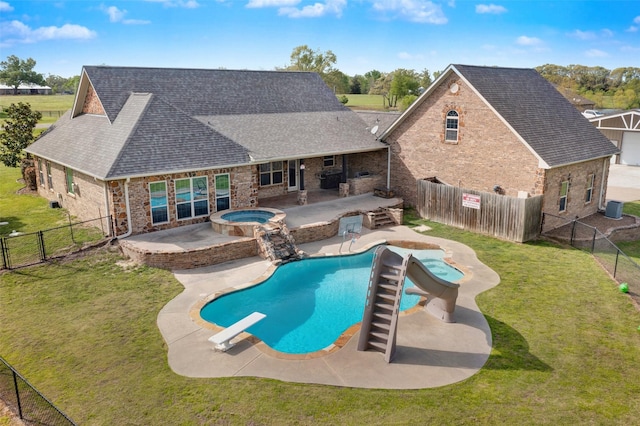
[200,245,464,354]
[221,210,275,224]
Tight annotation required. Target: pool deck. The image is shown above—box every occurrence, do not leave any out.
[157,220,501,389]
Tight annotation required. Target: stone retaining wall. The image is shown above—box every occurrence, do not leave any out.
[119,238,257,270]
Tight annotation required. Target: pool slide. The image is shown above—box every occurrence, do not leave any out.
[404,255,460,323]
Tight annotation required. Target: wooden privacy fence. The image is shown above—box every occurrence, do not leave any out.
[416,180,543,242]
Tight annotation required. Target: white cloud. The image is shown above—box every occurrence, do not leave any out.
[0,20,96,45]
[397,51,424,60]
[475,4,507,14]
[246,0,300,7]
[0,1,13,12]
[569,29,595,40]
[144,0,199,8]
[585,49,608,58]
[515,35,542,46]
[371,0,447,24]
[635,16,640,24]
[279,0,346,18]
[102,5,151,24]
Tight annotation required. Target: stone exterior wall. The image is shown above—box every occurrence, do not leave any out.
[82,84,105,115]
[385,74,541,208]
[347,174,385,195]
[123,165,257,236]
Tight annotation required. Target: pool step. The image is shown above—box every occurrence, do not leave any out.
[369,209,396,229]
[357,246,409,363]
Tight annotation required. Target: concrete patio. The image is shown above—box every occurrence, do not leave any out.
[157,224,501,389]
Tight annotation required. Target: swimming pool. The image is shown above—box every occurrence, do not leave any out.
[210,207,286,237]
[221,210,275,224]
[200,245,463,354]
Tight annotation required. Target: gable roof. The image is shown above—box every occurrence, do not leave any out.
[27,66,384,180]
[589,109,640,132]
[381,64,619,168]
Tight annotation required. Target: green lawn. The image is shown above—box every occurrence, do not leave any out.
[1,172,640,424]
[0,94,74,126]
[0,165,69,238]
[340,94,391,111]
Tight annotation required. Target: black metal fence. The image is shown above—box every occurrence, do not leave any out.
[1,215,113,270]
[0,356,76,426]
[542,213,640,305]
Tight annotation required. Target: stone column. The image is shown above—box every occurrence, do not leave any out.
[297,190,307,205]
[339,183,349,197]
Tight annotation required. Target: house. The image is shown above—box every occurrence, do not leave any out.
[380,64,619,231]
[0,83,52,95]
[25,66,388,237]
[588,110,640,166]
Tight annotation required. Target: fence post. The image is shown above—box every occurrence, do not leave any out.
[591,227,597,253]
[614,250,619,278]
[0,237,8,269]
[12,370,24,420]
[68,213,75,243]
[570,220,577,246]
[38,230,46,262]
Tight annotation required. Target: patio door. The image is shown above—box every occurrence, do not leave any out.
[288,159,299,192]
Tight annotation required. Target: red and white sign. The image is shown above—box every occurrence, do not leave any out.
[462,193,481,209]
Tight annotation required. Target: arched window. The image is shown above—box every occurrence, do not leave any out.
[445,110,459,142]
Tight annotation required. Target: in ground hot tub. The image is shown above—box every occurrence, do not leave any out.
[210,207,286,237]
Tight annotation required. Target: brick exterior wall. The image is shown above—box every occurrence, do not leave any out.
[541,158,610,229]
[384,74,611,229]
[34,157,108,222]
[385,74,542,208]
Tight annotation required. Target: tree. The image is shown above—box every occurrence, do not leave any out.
[0,102,42,168]
[0,55,46,95]
[283,45,337,75]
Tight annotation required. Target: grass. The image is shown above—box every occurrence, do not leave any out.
[618,201,640,263]
[340,94,392,111]
[0,94,74,125]
[1,176,640,424]
[0,165,69,238]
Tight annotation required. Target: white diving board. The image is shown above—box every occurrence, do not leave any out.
[208,312,266,352]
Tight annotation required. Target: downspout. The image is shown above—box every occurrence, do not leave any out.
[117,178,133,239]
[598,157,608,211]
[102,180,112,236]
[386,145,391,190]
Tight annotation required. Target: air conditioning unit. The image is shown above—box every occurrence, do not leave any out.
[49,200,61,208]
[605,200,623,219]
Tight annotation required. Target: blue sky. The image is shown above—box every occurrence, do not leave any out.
[1,0,638,78]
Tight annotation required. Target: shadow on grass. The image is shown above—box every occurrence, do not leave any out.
[392,314,551,372]
[482,315,551,372]
[0,216,27,237]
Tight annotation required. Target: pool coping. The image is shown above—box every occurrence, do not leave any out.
[159,225,501,389]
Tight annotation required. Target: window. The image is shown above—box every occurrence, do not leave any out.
[215,174,230,211]
[175,176,209,220]
[37,159,45,186]
[259,162,283,186]
[323,156,335,167]
[46,162,53,189]
[445,110,459,142]
[585,174,595,203]
[65,168,74,194]
[559,180,569,212]
[150,181,169,224]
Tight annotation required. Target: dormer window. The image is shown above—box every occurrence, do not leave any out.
[445,110,459,143]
